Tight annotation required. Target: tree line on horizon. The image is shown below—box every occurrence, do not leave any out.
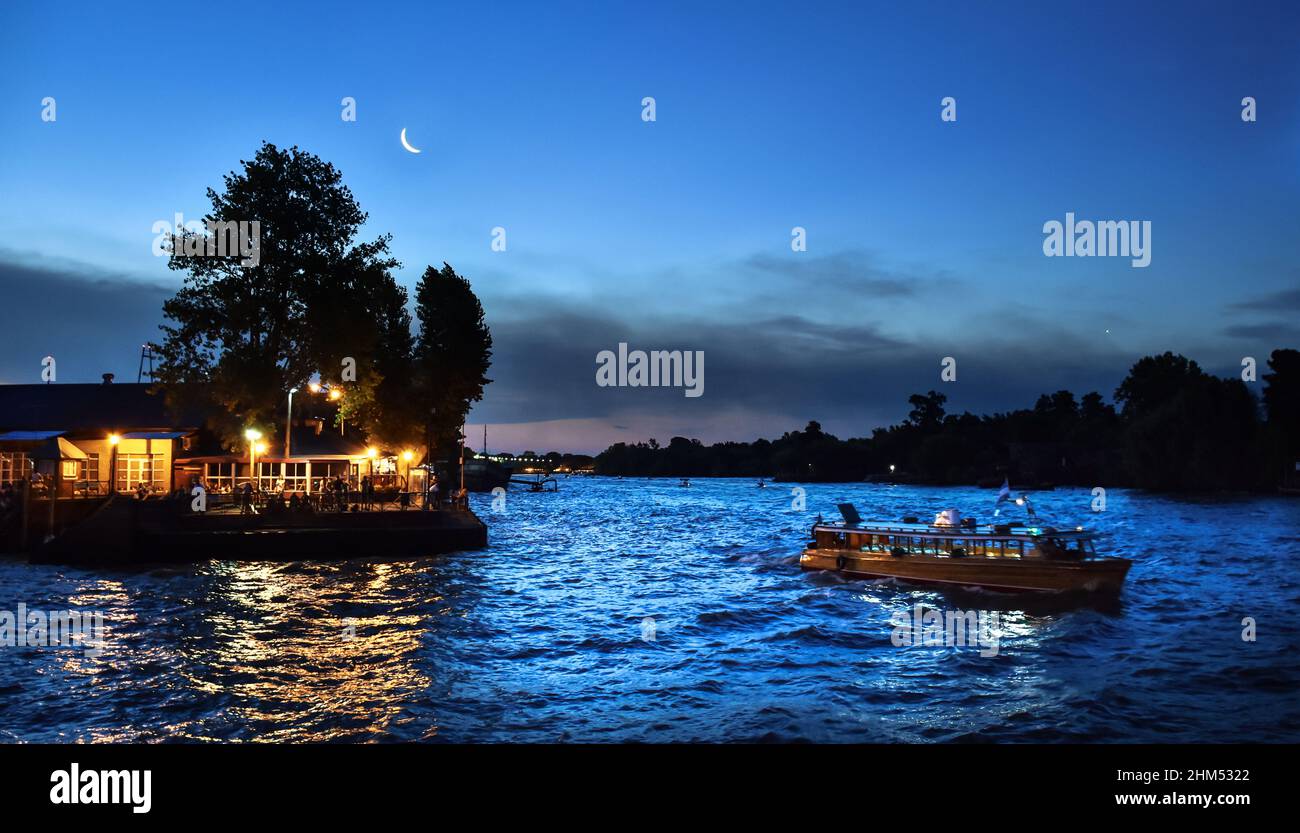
[593,349,1300,491]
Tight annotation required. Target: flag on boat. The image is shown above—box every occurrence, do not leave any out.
[993,477,1011,516]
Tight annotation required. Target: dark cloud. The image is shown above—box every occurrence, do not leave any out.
[1222,321,1300,341]
[474,293,1135,449]
[5,248,1283,453]
[1229,287,1300,312]
[1223,284,1300,343]
[0,254,173,384]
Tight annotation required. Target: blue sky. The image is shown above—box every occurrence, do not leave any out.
[2,1,1298,452]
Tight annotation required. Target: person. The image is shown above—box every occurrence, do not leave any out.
[430,476,440,510]
[240,481,254,515]
[360,475,372,510]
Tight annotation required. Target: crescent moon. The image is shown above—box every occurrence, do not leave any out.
[400,128,421,154]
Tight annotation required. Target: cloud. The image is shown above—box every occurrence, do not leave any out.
[1223,284,1300,343]
[0,252,173,383]
[471,291,1136,451]
[1229,287,1300,312]
[1222,321,1300,341]
[740,249,932,297]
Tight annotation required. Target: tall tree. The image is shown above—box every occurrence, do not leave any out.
[1114,352,1204,419]
[412,263,493,461]
[906,391,947,430]
[1262,348,1300,480]
[153,142,409,446]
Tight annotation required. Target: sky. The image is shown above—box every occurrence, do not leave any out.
[1,0,1298,453]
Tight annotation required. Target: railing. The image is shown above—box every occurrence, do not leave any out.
[175,488,470,514]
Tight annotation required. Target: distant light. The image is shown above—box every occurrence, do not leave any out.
[244,428,262,442]
[309,382,321,393]
[254,442,267,455]
[108,433,121,446]
[889,464,895,472]
[329,388,343,401]
[1015,497,1025,506]
[402,450,414,462]
[366,447,377,458]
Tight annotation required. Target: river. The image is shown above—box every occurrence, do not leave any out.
[1,479,1296,742]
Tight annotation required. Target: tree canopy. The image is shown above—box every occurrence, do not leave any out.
[412,262,494,460]
[153,144,491,455]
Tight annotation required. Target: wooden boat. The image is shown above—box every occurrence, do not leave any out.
[800,505,1130,593]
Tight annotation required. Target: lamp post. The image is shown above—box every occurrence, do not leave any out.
[285,387,298,459]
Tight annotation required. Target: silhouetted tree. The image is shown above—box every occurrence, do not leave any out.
[1262,348,1300,482]
[412,263,493,462]
[906,391,947,430]
[593,350,1293,491]
[154,142,409,447]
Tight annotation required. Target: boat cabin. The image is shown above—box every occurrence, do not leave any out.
[812,520,1099,561]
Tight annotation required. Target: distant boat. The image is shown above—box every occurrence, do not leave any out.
[801,505,1130,593]
[679,478,690,487]
[757,479,766,488]
[461,458,512,492]
[513,473,558,492]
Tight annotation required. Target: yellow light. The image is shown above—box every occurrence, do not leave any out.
[402,450,414,462]
[329,388,342,401]
[108,433,121,446]
[254,442,267,455]
[308,382,321,393]
[366,447,378,458]
[244,428,262,442]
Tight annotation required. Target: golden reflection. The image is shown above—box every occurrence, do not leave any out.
[165,561,438,741]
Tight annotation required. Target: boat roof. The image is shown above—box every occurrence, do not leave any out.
[814,520,1097,540]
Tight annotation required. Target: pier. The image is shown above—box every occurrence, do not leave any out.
[6,491,487,565]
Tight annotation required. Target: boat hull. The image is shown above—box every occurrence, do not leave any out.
[800,548,1130,593]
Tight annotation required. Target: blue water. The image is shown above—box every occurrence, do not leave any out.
[1,479,1297,742]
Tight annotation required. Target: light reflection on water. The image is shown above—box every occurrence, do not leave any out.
[0,479,1297,742]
